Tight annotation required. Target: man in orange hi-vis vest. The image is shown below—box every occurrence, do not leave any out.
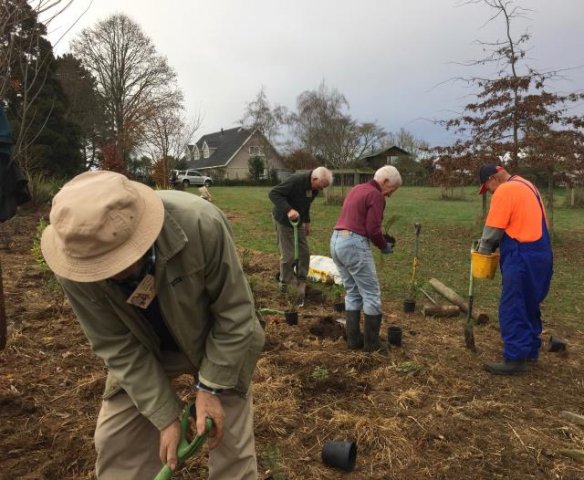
[477,164,553,375]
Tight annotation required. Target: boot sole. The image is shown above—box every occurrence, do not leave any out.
[483,364,528,375]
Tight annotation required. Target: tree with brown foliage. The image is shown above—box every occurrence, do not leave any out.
[282,149,320,171]
[436,0,584,214]
[142,98,201,189]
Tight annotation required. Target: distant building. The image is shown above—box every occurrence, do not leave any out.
[357,146,411,169]
[184,127,287,180]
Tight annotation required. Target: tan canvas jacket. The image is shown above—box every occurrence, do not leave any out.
[58,191,265,430]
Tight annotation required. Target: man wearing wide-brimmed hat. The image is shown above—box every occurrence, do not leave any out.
[477,164,553,375]
[41,171,264,479]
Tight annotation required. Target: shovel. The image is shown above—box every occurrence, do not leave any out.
[464,246,477,352]
[289,219,305,306]
[154,404,214,480]
[290,219,300,280]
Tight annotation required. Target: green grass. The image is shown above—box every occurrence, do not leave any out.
[203,185,584,329]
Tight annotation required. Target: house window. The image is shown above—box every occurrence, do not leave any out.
[386,155,398,165]
[203,141,210,159]
[249,146,264,157]
[192,145,200,161]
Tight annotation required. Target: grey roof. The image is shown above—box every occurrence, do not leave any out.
[360,145,411,160]
[185,127,255,169]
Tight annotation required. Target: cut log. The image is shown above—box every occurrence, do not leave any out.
[559,449,584,464]
[429,278,489,324]
[560,411,584,427]
[422,304,460,318]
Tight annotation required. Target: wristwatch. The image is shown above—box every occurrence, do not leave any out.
[195,381,224,396]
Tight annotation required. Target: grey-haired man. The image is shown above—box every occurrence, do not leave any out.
[269,166,333,305]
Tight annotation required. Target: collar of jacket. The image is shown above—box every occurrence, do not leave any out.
[154,210,188,272]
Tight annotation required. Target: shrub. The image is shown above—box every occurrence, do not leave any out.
[322,191,345,206]
[563,187,584,208]
[30,217,61,294]
[26,172,61,210]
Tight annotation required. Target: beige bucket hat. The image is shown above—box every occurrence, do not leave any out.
[41,170,165,282]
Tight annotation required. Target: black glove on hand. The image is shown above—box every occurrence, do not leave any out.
[383,234,396,247]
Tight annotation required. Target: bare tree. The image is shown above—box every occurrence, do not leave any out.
[142,97,202,188]
[382,128,430,159]
[71,14,178,167]
[292,81,385,169]
[240,86,288,145]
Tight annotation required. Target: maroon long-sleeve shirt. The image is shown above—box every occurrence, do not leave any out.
[334,180,388,250]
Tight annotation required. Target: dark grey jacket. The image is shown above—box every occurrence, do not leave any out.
[269,171,318,225]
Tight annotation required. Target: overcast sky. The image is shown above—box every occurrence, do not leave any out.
[47,0,584,147]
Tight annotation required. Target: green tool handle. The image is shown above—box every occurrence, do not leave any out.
[289,219,299,261]
[467,248,475,323]
[153,404,214,480]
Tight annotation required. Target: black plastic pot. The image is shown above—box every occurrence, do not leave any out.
[548,336,567,352]
[333,302,345,313]
[321,440,357,472]
[403,299,416,313]
[284,311,298,326]
[388,325,402,347]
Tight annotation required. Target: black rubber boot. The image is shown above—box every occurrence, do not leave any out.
[483,360,528,375]
[363,314,388,354]
[345,310,363,349]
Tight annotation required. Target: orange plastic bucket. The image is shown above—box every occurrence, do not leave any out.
[471,251,500,279]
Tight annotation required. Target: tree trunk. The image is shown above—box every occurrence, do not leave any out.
[559,411,584,427]
[0,259,6,350]
[428,278,489,324]
[422,304,461,318]
[546,170,554,234]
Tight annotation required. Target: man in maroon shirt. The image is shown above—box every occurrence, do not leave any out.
[330,165,402,352]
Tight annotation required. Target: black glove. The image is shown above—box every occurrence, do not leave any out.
[383,234,396,247]
[381,243,393,254]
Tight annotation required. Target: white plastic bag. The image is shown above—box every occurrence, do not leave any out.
[308,255,343,285]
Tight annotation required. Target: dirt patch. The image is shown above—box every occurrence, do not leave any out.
[1,212,583,479]
[308,315,345,340]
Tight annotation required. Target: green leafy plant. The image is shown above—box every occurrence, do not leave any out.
[31,217,50,274]
[330,283,344,303]
[396,361,424,374]
[405,280,421,301]
[284,291,298,312]
[311,365,330,381]
[262,446,286,480]
[31,218,62,292]
[25,172,61,210]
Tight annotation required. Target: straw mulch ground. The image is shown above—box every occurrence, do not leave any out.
[0,213,583,480]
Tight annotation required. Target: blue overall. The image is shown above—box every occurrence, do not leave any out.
[498,179,553,361]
